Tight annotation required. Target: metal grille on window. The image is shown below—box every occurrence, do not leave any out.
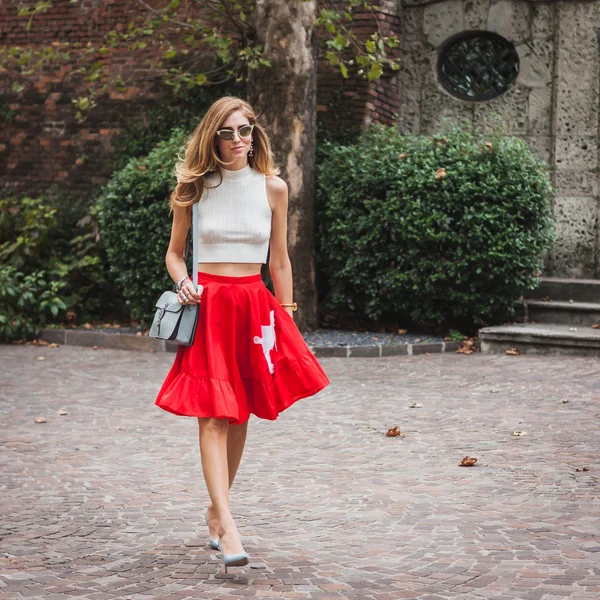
[437,31,520,101]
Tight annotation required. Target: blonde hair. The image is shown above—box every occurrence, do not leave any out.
[170,96,280,210]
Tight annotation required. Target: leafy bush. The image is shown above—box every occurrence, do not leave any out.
[0,193,124,329]
[0,268,68,342]
[316,122,556,332]
[97,127,189,323]
[111,86,226,170]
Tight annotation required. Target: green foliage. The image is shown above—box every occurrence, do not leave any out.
[97,127,189,323]
[0,268,67,342]
[0,193,124,329]
[3,1,399,122]
[111,86,226,170]
[316,122,556,332]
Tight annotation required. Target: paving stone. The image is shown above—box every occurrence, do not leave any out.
[0,346,599,599]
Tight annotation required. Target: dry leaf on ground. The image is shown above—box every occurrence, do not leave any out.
[592,324,600,329]
[512,430,527,436]
[457,340,475,355]
[409,402,423,408]
[575,467,590,472]
[506,348,520,356]
[57,410,68,416]
[386,426,402,437]
[459,456,477,466]
[34,417,48,424]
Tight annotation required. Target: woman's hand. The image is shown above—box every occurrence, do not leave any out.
[178,279,203,305]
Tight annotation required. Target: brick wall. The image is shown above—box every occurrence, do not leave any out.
[1,0,399,198]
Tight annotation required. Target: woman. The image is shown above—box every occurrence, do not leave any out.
[154,96,331,572]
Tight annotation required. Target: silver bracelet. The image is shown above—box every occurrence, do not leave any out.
[176,276,190,292]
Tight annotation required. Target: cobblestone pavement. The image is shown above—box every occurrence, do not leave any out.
[1,346,599,600]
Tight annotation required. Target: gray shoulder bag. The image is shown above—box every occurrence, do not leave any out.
[149,202,200,346]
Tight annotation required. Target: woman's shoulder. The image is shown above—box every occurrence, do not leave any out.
[265,174,288,194]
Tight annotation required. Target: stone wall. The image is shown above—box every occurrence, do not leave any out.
[397,0,600,279]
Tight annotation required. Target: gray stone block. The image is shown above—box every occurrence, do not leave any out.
[487,0,531,45]
[412,342,444,355]
[347,345,381,358]
[311,346,348,358]
[423,0,464,47]
[381,345,409,357]
[40,329,66,345]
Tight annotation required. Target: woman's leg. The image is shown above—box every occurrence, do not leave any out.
[205,420,249,540]
[198,417,246,555]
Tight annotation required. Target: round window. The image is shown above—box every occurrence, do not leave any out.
[437,31,520,101]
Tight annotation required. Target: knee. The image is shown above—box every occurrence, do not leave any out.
[198,416,229,434]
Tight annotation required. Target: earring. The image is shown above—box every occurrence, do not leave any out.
[249,140,254,157]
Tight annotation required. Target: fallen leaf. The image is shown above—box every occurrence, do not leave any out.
[434,167,447,179]
[575,467,590,472]
[34,417,47,424]
[136,332,143,337]
[512,430,527,436]
[409,402,423,408]
[459,456,477,466]
[592,324,600,329]
[38,356,45,361]
[386,426,402,437]
[48,343,59,348]
[542,296,552,302]
[569,327,578,332]
[398,153,409,159]
[562,399,569,403]
[490,389,500,394]
[457,340,474,355]
[57,410,68,416]
[398,329,408,335]
[93,346,99,350]
[83,323,93,330]
[505,348,520,356]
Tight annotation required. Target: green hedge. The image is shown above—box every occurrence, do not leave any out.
[96,127,189,323]
[0,193,122,341]
[316,123,556,332]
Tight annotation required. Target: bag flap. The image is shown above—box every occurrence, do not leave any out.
[154,290,184,314]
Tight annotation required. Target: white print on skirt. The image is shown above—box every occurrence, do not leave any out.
[253,310,277,374]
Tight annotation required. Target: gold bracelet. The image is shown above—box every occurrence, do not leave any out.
[280,302,298,311]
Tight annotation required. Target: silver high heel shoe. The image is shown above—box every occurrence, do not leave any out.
[204,507,220,550]
[217,538,249,573]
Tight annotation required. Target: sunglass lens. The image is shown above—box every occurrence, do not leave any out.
[239,125,253,138]
[218,130,234,140]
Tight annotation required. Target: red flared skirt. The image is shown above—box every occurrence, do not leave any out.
[155,271,331,424]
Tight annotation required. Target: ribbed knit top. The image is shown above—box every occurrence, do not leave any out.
[197,164,272,263]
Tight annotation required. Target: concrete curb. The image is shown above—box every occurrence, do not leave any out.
[40,328,474,357]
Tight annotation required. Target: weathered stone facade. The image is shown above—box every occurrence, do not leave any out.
[397,0,600,279]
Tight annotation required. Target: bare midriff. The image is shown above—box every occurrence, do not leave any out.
[197,262,263,277]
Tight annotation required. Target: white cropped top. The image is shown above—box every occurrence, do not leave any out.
[196,164,272,263]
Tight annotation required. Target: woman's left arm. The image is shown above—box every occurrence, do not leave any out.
[267,176,294,318]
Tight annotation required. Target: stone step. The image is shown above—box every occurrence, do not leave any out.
[525,300,600,326]
[527,277,600,303]
[479,323,600,357]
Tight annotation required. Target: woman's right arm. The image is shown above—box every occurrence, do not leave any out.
[166,204,201,303]
[166,203,191,284]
